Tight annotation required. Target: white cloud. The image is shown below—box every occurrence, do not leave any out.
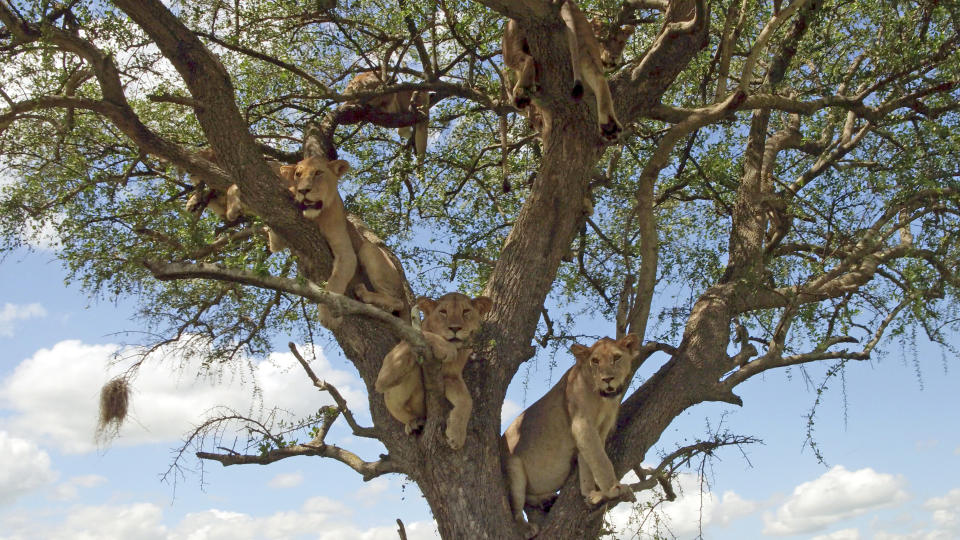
[811,528,861,540]
[0,497,438,540]
[50,474,108,501]
[501,398,521,430]
[604,471,759,539]
[267,472,303,489]
[924,488,960,532]
[763,465,908,535]
[0,340,368,453]
[0,303,47,338]
[0,430,57,504]
[353,477,390,507]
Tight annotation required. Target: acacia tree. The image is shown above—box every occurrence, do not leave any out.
[2,0,959,537]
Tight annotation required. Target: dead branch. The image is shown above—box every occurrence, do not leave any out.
[288,342,379,438]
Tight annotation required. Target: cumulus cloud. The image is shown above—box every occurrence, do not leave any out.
[604,471,759,539]
[353,477,391,507]
[0,340,367,453]
[50,474,108,501]
[267,472,303,489]
[924,488,960,532]
[0,498,439,540]
[0,430,57,504]
[763,465,908,535]
[501,398,521,429]
[0,303,47,338]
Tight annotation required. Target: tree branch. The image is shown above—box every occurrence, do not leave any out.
[142,259,425,347]
[288,342,379,439]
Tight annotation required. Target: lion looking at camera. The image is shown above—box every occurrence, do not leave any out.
[374,292,492,450]
[501,334,640,537]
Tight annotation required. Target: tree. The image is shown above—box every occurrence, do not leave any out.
[1,0,958,537]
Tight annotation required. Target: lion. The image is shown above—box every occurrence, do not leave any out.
[374,293,493,449]
[502,0,622,141]
[184,148,294,252]
[285,155,407,326]
[501,334,640,537]
[344,71,430,159]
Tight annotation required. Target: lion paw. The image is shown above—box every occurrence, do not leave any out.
[586,483,633,505]
[585,490,606,505]
[404,418,425,435]
[599,117,622,141]
[445,425,466,450]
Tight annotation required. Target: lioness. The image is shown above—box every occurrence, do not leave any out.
[502,0,622,141]
[184,148,294,251]
[344,71,430,159]
[502,334,639,537]
[285,155,406,326]
[374,293,492,449]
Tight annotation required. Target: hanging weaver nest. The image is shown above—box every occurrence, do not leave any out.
[96,376,130,444]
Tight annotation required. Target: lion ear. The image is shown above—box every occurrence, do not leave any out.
[471,296,493,315]
[329,159,350,178]
[570,344,591,363]
[618,333,640,353]
[416,297,438,315]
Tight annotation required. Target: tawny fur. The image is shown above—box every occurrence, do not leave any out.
[284,155,407,327]
[344,71,430,159]
[501,0,622,141]
[184,147,292,252]
[501,334,640,538]
[375,293,493,449]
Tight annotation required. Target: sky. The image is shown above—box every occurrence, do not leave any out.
[1,220,959,540]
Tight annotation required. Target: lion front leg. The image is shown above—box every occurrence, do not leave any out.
[318,231,358,329]
[442,375,472,450]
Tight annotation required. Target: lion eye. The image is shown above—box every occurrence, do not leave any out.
[612,354,622,363]
[463,308,472,315]
[439,309,448,316]
[590,357,599,366]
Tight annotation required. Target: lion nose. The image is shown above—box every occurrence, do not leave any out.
[448,325,462,333]
[297,188,310,195]
[602,376,614,384]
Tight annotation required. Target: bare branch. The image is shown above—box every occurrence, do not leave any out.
[288,342,379,439]
[197,442,398,481]
[142,260,425,347]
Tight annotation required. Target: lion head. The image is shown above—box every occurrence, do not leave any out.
[570,334,639,397]
[288,156,350,219]
[417,293,493,347]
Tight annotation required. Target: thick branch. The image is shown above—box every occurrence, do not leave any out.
[143,260,425,347]
[197,444,398,481]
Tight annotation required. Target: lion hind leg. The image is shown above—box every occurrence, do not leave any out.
[375,342,415,392]
[505,455,539,538]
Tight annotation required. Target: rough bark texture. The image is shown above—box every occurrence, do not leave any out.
[6,0,956,537]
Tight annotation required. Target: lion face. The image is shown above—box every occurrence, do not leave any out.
[417,293,493,347]
[288,156,350,219]
[571,334,639,397]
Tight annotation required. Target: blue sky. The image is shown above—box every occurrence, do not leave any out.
[1,233,959,540]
